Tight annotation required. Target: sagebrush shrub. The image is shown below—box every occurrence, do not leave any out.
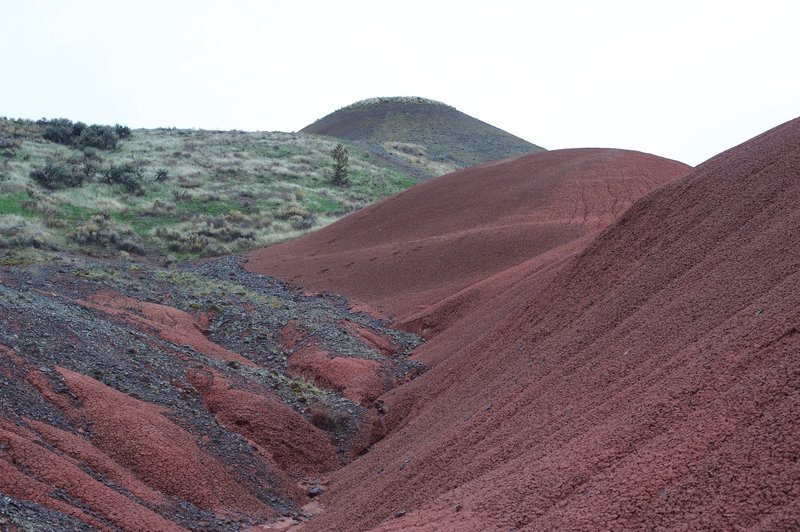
[0,136,20,158]
[104,162,144,193]
[0,215,55,249]
[30,158,87,189]
[22,188,60,221]
[152,212,270,257]
[290,212,316,230]
[114,124,131,139]
[38,118,129,151]
[276,203,316,230]
[172,189,193,202]
[276,203,309,220]
[154,226,228,256]
[70,213,143,254]
[39,118,84,146]
[77,125,118,150]
[150,199,176,213]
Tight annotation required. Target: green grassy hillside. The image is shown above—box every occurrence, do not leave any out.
[0,117,414,260]
[301,97,545,178]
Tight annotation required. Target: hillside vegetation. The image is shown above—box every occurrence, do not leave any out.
[0,117,415,260]
[301,97,545,179]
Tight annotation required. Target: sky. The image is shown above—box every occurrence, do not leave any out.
[1,0,798,166]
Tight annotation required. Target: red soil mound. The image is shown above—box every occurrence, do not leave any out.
[0,417,177,531]
[190,371,338,479]
[56,367,278,519]
[27,419,166,505]
[301,119,800,530]
[281,321,413,405]
[288,346,385,405]
[82,291,254,366]
[342,320,395,355]
[247,148,690,320]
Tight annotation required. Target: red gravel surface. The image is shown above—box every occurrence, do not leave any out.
[190,371,338,479]
[0,416,178,531]
[288,345,385,405]
[297,118,800,530]
[247,148,690,320]
[82,291,255,366]
[56,367,279,519]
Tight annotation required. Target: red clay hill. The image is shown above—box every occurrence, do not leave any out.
[247,148,690,320]
[249,118,800,530]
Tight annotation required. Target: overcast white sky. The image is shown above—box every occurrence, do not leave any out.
[1,0,798,165]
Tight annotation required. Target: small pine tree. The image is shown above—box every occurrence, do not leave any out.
[330,143,349,186]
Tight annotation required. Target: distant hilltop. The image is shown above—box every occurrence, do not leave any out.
[339,96,455,110]
[300,96,544,179]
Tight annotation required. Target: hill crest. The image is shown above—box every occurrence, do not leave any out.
[334,96,454,111]
[300,96,545,179]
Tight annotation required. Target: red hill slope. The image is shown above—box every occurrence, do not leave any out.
[304,117,800,530]
[247,148,690,319]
